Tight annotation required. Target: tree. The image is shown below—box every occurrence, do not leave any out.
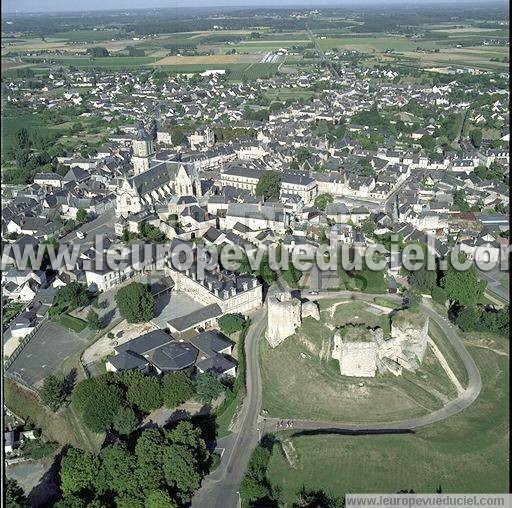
[239,475,270,503]
[40,374,67,411]
[50,281,88,316]
[86,309,102,331]
[5,478,27,508]
[469,129,482,148]
[81,383,125,432]
[314,193,334,211]
[126,375,163,413]
[76,208,87,224]
[145,491,176,508]
[295,146,312,165]
[194,372,225,404]
[60,448,100,497]
[431,285,448,306]
[115,282,155,323]
[257,255,276,285]
[218,314,245,335]
[134,429,167,492]
[453,190,473,212]
[97,444,139,497]
[15,128,30,150]
[87,47,109,57]
[294,487,345,508]
[409,265,437,294]
[455,306,480,332]
[171,130,187,146]
[139,221,166,243]
[112,406,139,436]
[441,253,486,307]
[162,371,195,409]
[163,444,201,503]
[255,171,281,199]
[71,377,102,413]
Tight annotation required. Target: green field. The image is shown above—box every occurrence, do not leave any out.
[22,55,158,69]
[58,313,87,333]
[1,113,56,154]
[52,29,123,42]
[260,299,460,423]
[265,333,509,500]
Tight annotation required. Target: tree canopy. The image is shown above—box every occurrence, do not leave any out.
[194,372,225,404]
[115,282,155,323]
[255,171,281,199]
[441,253,486,307]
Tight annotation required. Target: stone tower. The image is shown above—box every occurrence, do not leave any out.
[132,120,155,175]
[266,293,302,348]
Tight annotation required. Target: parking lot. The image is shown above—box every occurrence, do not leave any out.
[6,321,90,388]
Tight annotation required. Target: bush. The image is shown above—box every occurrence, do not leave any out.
[431,285,447,306]
[218,314,245,335]
[22,439,58,460]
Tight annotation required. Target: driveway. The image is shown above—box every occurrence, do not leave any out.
[477,265,509,303]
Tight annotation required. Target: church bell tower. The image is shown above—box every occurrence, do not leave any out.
[132,121,155,175]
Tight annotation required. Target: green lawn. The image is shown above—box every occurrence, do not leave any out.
[59,313,87,333]
[265,333,509,501]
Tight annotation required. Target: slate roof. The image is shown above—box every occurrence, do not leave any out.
[167,303,223,333]
[196,355,237,376]
[189,330,234,358]
[148,341,198,372]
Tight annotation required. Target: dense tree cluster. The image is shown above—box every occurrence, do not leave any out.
[58,421,212,507]
[71,369,223,433]
[455,305,509,337]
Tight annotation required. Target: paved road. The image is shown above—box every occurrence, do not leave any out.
[192,290,482,508]
[477,266,509,303]
[306,27,341,80]
[60,207,115,247]
[192,308,268,508]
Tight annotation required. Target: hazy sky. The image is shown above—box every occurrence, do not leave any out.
[3,0,502,14]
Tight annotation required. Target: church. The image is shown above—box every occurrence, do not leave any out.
[115,121,201,218]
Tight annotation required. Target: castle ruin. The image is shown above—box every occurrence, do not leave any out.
[331,309,429,377]
[265,292,320,348]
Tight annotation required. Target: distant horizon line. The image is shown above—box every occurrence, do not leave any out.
[3,0,509,16]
